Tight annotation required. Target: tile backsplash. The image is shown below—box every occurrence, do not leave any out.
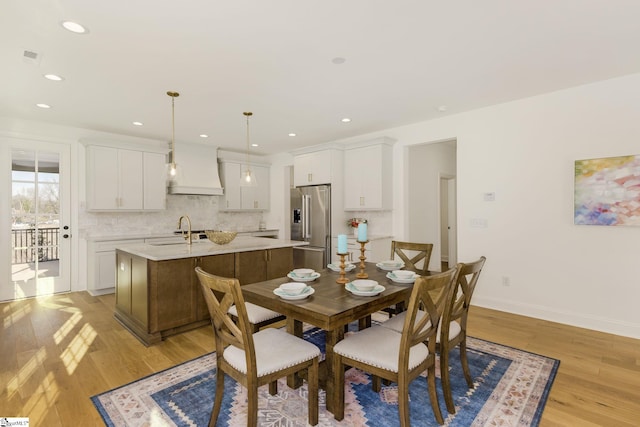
[79,194,264,238]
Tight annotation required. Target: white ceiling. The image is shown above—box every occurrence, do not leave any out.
[2,0,640,155]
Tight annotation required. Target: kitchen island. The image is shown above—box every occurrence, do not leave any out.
[114,236,307,345]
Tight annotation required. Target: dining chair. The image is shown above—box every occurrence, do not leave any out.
[195,267,321,427]
[227,302,285,333]
[391,240,434,275]
[331,268,458,426]
[382,240,435,317]
[380,256,486,414]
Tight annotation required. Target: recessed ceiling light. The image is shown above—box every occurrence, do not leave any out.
[132,121,143,126]
[251,143,259,147]
[332,57,346,65]
[288,133,297,137]
[341,117,351,123]
[44,74,64,81]
[437,105,448,112]
[36,103,51,109]
[199,134,208,138]
[61,21,88,34]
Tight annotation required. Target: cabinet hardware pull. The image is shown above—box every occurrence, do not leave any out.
[360,196,364,206]
[308,173,312,182]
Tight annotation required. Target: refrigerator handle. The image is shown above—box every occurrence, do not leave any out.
[303,194,311,239]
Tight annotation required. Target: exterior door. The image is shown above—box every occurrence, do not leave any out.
[1,140,71,301]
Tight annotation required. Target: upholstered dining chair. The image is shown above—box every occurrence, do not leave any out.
[195,267,321,427]
[228,302,285,333]
[380,256,486,414]
[331,268,458,426]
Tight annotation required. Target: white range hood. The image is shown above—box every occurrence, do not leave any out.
[168,143,224,196]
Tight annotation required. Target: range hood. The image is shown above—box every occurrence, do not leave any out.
[168,143,224,195]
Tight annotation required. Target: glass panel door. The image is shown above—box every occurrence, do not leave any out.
[3,142,71,300]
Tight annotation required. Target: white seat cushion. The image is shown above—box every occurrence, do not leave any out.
[380,310,461,343]
[224,328,321,377]
[333,325,429,372]
[228,302,282,324]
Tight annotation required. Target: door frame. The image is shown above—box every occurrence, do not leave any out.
[1,136,78,300]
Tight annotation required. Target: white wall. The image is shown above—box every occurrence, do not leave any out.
[320,72,640,338]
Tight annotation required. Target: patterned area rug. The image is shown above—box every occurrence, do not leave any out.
[92,328,559,427]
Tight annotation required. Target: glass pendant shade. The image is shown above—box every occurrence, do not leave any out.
[240,111,258,187]
[166,91,180,182]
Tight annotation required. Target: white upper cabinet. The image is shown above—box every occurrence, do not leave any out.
[219,160,270,211]
[293,149,340,186]
[85,143,167,211]
[344,139,394,210]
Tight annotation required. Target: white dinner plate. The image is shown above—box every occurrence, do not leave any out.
[273,286,315,300]
[287,271,321,282]
[345,282,385,296]
[386,271,417,284]
[376,261,405,271]
[327,263,356,272]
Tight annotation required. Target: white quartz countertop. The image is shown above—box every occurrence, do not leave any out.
[85,229,279,242]
[115,236,308,261]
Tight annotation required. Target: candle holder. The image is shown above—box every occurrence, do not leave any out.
[356,240,369,279]
[335,253,350,284]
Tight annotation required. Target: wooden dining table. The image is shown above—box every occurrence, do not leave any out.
[241,261,416,414]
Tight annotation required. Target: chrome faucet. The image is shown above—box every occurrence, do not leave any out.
[178,215,192,245]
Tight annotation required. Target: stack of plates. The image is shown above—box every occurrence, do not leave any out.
[287,270,321,282]
[273,285,315,300]
[386,271,418,284]
[327,263,356,272]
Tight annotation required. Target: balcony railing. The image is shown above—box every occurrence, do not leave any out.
[11,227,60,264]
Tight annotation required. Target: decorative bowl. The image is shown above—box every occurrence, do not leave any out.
[279,282,307,296]
[205,230,238,245]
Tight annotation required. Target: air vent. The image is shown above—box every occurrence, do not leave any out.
[23,49,42,65]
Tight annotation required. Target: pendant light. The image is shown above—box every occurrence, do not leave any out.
[167,91,180,179]
[240,111,257,187]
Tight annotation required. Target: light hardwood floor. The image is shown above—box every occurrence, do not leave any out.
[1,292,639,426]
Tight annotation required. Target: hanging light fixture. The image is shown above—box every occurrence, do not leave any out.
[167,90,180,179]
[240,111,257,187]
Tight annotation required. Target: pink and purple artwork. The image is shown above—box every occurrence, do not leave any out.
[574,155,640,226]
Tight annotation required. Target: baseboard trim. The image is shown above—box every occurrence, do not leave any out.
[473,295,640,340]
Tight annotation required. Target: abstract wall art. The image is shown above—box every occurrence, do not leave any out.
[574,155,640,226]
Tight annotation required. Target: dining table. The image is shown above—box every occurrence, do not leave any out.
[241,261,418,414]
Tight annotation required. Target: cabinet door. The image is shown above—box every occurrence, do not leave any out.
[149,258,197,333]
[143,152,167,210]
[118,149,144,209]
[294,151,331,186]
[130,255,148,327]
[241,164,270,210]
[344,145,389,210]
[235,250,268,285]
[266,247,293,280]
[96,251,116,290]
[196,254,235,320]
[87,146,119,210]
[220,162,242,210]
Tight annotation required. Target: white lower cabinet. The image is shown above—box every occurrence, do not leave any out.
[87,239,144,296]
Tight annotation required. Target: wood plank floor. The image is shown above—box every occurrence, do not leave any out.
[1,291,639,426]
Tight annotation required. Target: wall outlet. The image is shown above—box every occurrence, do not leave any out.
[501,276,510,287]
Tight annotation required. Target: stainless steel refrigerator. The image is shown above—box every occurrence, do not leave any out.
[291,185,331,271]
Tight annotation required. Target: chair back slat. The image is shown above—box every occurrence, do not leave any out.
[400,268,458,363]
[390,241,434,275]
[195,267,256,363]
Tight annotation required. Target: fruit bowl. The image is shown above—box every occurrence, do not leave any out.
[205,230,237,245]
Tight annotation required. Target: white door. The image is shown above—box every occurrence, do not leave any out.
[1,140,71,301]
[447,178,457,266]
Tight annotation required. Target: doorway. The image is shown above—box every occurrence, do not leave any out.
[1,140,71,301]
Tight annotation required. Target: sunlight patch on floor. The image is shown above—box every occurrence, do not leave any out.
[22,372,60,427]
[2,302,32,329]
[53,311,82,345]
[60,322,97,375]
[7,347,47,396]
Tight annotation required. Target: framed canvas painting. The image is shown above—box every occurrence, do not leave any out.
[574,155,640,226]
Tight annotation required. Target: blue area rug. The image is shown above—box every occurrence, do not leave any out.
[92,326,559,426]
